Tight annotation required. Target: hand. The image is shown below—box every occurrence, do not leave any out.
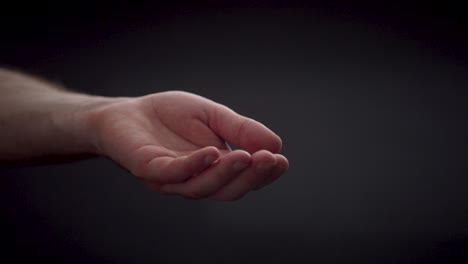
[84,91,288,201]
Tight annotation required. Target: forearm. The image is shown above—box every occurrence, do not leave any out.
[0,68,115,165]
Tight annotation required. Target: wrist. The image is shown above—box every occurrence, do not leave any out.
[60,93,130,156]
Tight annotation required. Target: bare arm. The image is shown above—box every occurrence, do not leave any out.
[0,68,115,164]
[0,68,288,201]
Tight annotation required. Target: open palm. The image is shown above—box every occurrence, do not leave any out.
[88,91,288,201]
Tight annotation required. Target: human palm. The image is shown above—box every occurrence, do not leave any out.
[89,91,288,201]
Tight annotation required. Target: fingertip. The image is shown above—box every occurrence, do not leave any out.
[225,150,252,172]
[259,122,283,152]
[200,146,221,166]
[262,134,282,154]
[252,149,276,162]
[273,134,283,153]
[202,146,221,155]
[243,122,283,154]
[252,154,288,191]
[238,149,253,162]
[237,149,252,158]
[274,154,289,170]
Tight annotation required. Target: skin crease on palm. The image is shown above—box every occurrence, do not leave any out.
[84,91,289,201]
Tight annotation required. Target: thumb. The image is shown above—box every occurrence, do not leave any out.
[208,104,282,154]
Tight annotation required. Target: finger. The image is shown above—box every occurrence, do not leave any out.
[145,154,287,196]
[208,150,280,201]
[253,154,289,191]
[209,104,283,154]
[134,146,221,184]
[159,150,251,199]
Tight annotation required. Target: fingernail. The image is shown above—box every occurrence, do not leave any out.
[255,162,275,174]
[204,155,218,166]
[232,161,249,171]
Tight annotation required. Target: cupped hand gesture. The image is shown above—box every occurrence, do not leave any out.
[86,91,288,201]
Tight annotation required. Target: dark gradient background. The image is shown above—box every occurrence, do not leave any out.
[1,1,468,263]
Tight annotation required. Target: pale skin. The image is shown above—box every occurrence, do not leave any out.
[0,68,288,201]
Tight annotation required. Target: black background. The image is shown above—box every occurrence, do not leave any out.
[1,1,468,263]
